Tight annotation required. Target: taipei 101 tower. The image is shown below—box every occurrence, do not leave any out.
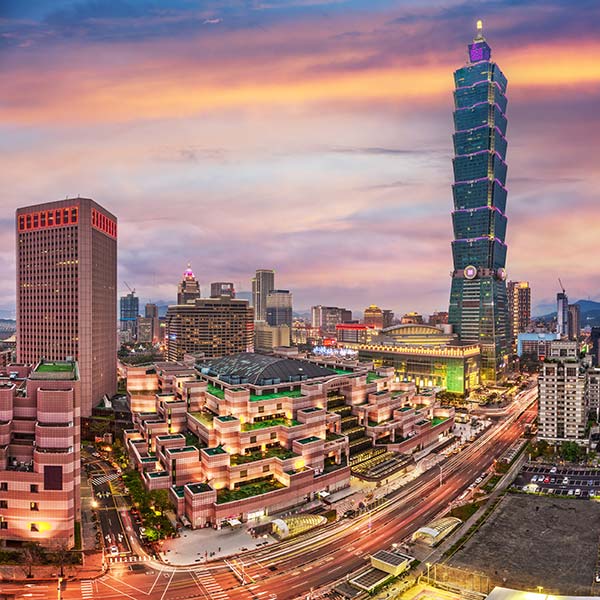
[448,21,510,383]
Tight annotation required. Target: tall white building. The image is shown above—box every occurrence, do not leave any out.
[251,269,275,322]
[538,341,588,445]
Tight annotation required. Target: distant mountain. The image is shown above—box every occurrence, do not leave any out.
[536,299,600,328]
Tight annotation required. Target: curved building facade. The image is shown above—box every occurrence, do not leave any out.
[448,22,510,383]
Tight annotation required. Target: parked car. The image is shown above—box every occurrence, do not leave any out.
[550,466,557,473]
[543,477,550,484]
[562,477,569,485]
[575,489,582,496]
[109,545,119,556]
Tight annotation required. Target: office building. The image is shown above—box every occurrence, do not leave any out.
[429,312,449,326]
[382,310,395,329]
[251,270,275,322]
[254,321,291,351]
[16,197,117,416]
[165,297,254,361]
[364,305,384,329]
[136,317,154,344]
[177,265,201,305]
[311,306,353,336]
[401,312,424,325]
[210,282,236,299]
[538,341,588,445]
[0,360,80,546]
[507,281,531,345]
[120,291,139,338]
[568,303,581,342]
[557,290,569,338]
[145,303,160,342]
[266,290,293,328]
[448,22,510,383]
[336,323,374,345]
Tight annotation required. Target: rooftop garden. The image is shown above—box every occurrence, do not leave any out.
[190,411,216,427]
[206,384,225,399]
[242,418,300,431]
[333,368,353,375]
[431,417,448,427]
[204,446,227,456]
[325,431,345,441]
[184,432,206,450]
[187,482,212,495]
[297,436,321,444]
[249,389,304,402]
[230,446,298,465]
[216,477,285,504]
[366,372,383,383]
[216,415,238,422]
[35,362,74,373]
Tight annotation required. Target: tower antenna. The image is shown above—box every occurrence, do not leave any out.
[475,19,484,40]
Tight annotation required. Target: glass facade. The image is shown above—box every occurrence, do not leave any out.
[448,30,509,383]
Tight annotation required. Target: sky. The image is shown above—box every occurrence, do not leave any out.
[1,0,600,319]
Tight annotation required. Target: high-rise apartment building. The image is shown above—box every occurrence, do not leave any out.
[210,282,235,299]
[556,291,569,338]
[254,321,291,352]
[401,312,424,325]
[311,306,352,336]
[591,327,600,367]
[165,297,254,361]
[448,23,509,383]
[382,310,395,329]
[266,290,293,328]
[0,360,80,546]
[136,317,154,343]
[568,303,581,342]
[507,281,531,345]
[16,198,117,416]
[251,269,275,321]
[177,265,201,305]
[538,341,588,445]
[429,311,449,326]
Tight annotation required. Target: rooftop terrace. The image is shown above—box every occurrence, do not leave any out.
[242,418,300,431]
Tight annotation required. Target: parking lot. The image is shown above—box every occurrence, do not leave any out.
[514,463,600,498]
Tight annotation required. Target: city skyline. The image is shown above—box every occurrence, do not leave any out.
[1,1,600,318]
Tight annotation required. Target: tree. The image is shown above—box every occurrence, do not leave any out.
[20,542,42,578]
[560,441,584,463]
[49,539,72,578]
[149,489,171,514]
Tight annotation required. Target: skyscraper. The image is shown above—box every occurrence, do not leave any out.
[145,302,160,342]
[266,290,293,328]
[568,303,581,341]
[311,306,352,336]
[556,290,569,338]
[251,269,275,321]
[16,198,117,416]
[507,281,531,346]
[363,305,384,329]
[448,22,509,383]
[177,264,201,304]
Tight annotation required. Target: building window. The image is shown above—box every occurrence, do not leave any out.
[277,403,282,410]
[0,521,7,529]
[270,432,277,440]
[240,470,247,478]
[258,406,265,413]
[262,465,270,473]
[30,523,39,532]
[30,502,39,511]
[250,436,257,444]
[30,484,38,494]
[0,483,7,492]
[0,501,7,509]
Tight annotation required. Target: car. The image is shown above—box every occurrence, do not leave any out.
[550,466,557,473]
[575,489,582,496]
[543,477,550,484]
[475,477,482,484]
[550,477,556,483]
[589,480,594,486]
[563,477,569,485]
[480,472,487,478]
[139,527,146,535]
[109,545,119,556]
[522,485,529,492]
[343,509,357,519]
[568,489,575,496]
[591,490,596,497]
[596,573,600,583]
[531,476,538,483]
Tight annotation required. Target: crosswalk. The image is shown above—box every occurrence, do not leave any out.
[108,554,152,563]
[91,472,120,486]
[80,580,94,599]
[194,569,229,599]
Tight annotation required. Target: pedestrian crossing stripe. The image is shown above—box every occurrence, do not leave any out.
[108,554,151,563]
[92,472,120,486]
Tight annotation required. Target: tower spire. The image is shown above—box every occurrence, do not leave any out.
[475,19,484,41]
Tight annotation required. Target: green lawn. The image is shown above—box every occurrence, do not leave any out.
[249,389,305,402]
[242,418,300,431]
[230,446,298,465]
[431,417,448,427]
[366,372,383,383]
[448,501,482,521]
[35,362,74,373]
[206,384,225,399]
[216,478,286,503]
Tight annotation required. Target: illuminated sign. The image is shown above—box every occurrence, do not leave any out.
[91,208,117,238]
[18,206,79,232]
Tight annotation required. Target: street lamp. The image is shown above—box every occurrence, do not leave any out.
[426,562,431,581]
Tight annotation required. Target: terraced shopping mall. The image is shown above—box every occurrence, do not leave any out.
[123,353,455,527]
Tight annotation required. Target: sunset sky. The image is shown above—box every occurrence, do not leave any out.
[1,0,599,318]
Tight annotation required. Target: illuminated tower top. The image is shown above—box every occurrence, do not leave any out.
[177,262,201,304]
[468,19,492,63]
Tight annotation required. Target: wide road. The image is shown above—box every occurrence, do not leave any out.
[3,393,537,600]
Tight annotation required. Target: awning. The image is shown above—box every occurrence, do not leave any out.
[228,518,242,527]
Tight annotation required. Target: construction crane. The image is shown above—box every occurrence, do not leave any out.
[123,281,136,295]
[558,278,565,294]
